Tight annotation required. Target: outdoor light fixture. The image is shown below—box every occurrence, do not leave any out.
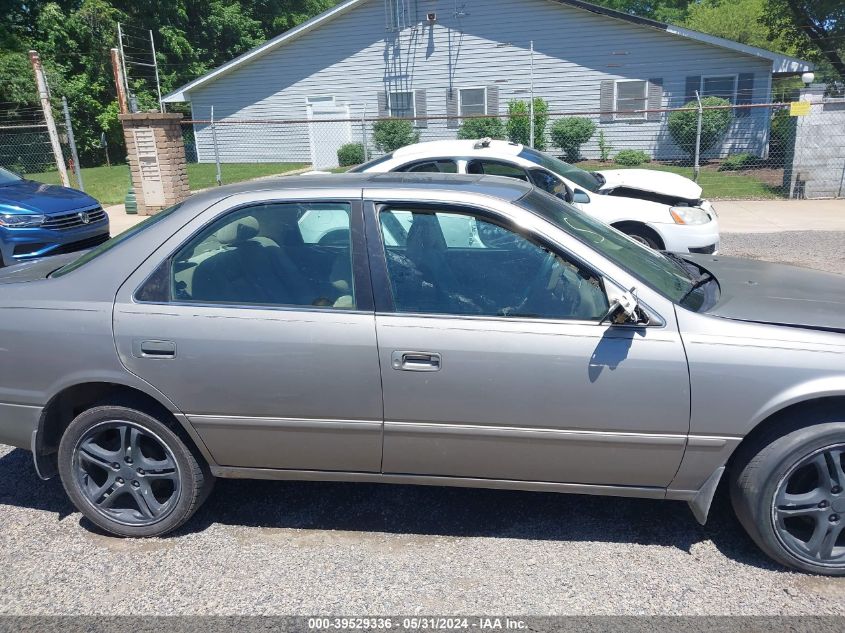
[801,72,815,86]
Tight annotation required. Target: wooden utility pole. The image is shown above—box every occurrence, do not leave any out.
[28,50,69,187]
[110,48,129,114]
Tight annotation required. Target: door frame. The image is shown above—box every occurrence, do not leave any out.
[123,192,374,314]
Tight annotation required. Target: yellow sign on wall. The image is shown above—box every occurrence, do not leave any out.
[790,101,811,116]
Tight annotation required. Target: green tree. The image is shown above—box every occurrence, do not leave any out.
[762,0,845,80]
[683,0,797,54]
[506,98,549,150]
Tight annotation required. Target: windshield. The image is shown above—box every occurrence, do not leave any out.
[517,189,708,308]
[518,148,602,193]
[52,203,184,277]
[0,167,23,185]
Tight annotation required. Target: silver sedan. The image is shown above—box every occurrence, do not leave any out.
[0,174,843,575]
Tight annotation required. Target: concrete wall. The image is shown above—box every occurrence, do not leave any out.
[787,87,845,199]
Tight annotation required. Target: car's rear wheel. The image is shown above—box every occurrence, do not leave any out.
[58,405,212,537]
[730,415,845,575]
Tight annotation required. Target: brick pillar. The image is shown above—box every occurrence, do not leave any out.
[120,112,190,215]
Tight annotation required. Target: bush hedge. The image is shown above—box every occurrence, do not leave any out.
[550,117,596,162]
[337,143,365,167]
[372,119,420,153]
[458,117,506,140]
[718,152,756,171]
[613,149,651,166]
[667,96,732,159]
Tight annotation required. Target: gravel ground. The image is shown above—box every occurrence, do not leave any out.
[1,232,844,616]
[719,231,845,275]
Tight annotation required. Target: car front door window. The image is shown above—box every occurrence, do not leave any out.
[378,208,608,320]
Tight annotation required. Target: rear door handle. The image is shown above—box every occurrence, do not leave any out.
[391,351,442,372]
[134,339,177,359]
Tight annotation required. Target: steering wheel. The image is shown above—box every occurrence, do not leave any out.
[505,251,557,315]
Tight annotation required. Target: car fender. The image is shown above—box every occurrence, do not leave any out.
[32,370,216,479]
[746,375,845,432]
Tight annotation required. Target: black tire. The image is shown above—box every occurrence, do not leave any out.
[58,405,213,537]
[730,413,845,575]
[624,228,662,250]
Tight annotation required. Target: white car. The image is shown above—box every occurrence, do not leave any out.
[350,139,720,254]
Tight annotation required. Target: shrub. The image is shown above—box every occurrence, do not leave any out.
[597,130,612,162]
[506,98,549,150]
[372,119,420,153]
[613,149,651,166]
[718,152,756,171]
[550,117,596,162]
[337,142,365,167]
[457,117,506,140]
[667,96,732,159]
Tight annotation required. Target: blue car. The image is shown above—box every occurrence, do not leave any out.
[0,167,110,267]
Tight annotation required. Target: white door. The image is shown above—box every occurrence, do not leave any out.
[307,102,352,169]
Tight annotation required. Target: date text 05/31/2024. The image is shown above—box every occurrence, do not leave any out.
[307,617,528,630]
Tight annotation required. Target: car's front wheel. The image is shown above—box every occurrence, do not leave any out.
[58,404,213,537]
[730,413,845,575]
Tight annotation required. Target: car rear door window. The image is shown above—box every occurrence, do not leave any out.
[466,160,530,181]
[377,208,608,320]
[169,202,355,309]
[400,160,458,174]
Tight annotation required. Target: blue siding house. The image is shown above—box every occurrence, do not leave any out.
[163,0,812,166]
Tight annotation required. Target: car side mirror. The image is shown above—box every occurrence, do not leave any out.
[600,287,642,325]
[572,190,591,204]
[558,182,574,203]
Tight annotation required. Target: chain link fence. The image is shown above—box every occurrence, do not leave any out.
[0,106,83,190]
[182,99,845,200]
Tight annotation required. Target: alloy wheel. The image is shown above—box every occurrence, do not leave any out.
[772,444,845,567]
[73,421,182,527]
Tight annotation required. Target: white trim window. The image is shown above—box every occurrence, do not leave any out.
[701,75,738,103]
[613,79,648,120]
[306,95,336,105]
[459,88,487,117]
[388,91,415,118]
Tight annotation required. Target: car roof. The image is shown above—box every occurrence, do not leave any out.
[391,139,525,160]
[186,172,534,206]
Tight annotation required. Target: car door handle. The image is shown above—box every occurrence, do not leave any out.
[134,339,177,359]
[391,351,442,372]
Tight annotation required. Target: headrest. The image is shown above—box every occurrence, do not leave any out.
[217,216,260,245]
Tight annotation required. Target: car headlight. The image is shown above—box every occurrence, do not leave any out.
[669,206,710,225]
[0,213,46,228]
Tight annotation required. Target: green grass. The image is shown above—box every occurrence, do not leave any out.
[29,159,780,204]
[578,161,784,200]
[28,162,309,206]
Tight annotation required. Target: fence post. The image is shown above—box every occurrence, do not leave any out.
[693,90,703,182]
[61,97,84,192]
[361,105,369,163]
[211,105,222,186]
[28,50,70,187]
[529,40,535,149]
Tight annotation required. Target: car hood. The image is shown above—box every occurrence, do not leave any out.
[0,179,100,215]
[686,254,845,333]
[597,169,703,201]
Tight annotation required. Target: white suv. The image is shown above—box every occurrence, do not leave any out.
[351,139,720,254]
